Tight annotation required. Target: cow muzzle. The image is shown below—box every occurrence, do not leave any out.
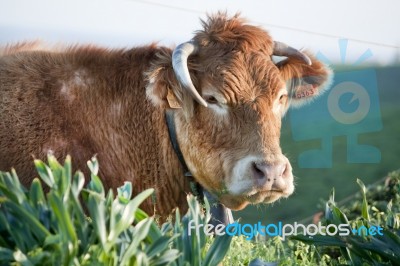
[221,155,294,210]
[251,160,290,191]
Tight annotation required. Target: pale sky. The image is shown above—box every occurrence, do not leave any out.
[1,0,399,65]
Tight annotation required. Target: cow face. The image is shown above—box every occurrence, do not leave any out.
[147,13,332,210]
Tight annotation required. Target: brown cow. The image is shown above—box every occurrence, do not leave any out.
[0,13,331,218]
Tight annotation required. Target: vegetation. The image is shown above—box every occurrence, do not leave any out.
[292,176,400,265]
[0,155,399,265]
[224,171,400,265]
[0,155,231,265]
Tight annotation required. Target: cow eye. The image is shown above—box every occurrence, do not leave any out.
[279,94,288,103]
[204,95,219,104]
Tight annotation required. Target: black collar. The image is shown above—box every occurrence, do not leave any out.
[165,109,203,198]
[165,110,192,178]
[165,109,233,225]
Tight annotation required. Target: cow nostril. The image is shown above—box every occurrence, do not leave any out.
[252,162,265,180]
[281,162,289,177]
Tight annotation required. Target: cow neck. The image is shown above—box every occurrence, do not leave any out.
[164,109,234,226]
[164,109,203,199]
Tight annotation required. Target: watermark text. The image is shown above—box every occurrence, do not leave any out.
[188,220,384,240]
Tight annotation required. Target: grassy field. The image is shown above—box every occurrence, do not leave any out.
[235,65,400,225]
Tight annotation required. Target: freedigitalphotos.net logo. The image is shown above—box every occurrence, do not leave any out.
[188,220,383,240]
[290,39,382,168]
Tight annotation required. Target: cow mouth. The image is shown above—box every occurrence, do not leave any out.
[218,190,286,210]
[247,190,284,203]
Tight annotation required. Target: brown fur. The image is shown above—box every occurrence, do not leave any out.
[0,12,331,218]
[0,41,44,56]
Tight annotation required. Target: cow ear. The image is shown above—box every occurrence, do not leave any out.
[277,51,333,108]
[146,50,196,117]
[146,73,180,109]
[146,65,196,117]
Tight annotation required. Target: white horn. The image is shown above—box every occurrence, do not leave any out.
[172,41,208,107]
[273,41,312,65]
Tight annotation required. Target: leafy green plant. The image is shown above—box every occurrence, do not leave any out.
[224,171,400,265]
[292,177,400,265]
[168,196,232,266]
[0,154,231,266]
[1,154,399,265]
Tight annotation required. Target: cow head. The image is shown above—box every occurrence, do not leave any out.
[146,13,332,210]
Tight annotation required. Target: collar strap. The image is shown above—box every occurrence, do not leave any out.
[165,110,203,199]
[204,190,234,226]
[165,109,191,177]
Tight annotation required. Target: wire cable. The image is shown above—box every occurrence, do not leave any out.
[128,0,400,49]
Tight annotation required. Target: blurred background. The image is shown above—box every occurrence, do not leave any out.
[1,0,399,224]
